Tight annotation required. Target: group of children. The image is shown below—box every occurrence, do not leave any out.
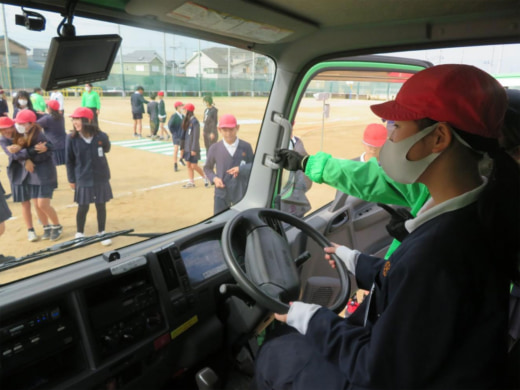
[163,97,254,214]
[0,93,114,261]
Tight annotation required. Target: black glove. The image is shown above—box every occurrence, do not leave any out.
[275,149,307,171]
[377,203,414,242]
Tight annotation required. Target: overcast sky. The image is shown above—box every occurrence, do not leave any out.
[2,3,519,74]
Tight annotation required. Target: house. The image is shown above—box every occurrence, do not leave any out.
[111,50,172,76]
[0,36,30,68]
[31,48,48,67]
[184,47,271,79]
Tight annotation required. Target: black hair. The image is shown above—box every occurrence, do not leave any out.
[416,117,520,281]
[49,106,62,121]
[70,117,100,138]
[182,110,194,131]
[203,94,213,105]
[14,90,35,111]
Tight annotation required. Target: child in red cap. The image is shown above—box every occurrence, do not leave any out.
[36,100,67,166]
[9,110,62,241]
[66,107,113,246]
[167,101,184,171]
[181,103,208,188]
[203,114,254,213]
[257,64,520,389]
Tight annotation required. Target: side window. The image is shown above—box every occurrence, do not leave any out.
[276,59,428,216]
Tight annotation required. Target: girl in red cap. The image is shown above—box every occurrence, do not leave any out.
[10,110,62,241]
[167,101,184,171]
[36,100,67,166]
[257,64,520,389]
[66,107,113,245]
[181,103,209,188]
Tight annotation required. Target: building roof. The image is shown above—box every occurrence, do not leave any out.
[185,47,250,67]
[0,36,30,51]
[123,50,163,63]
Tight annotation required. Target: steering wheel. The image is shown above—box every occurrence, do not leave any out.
[221,208,351,314]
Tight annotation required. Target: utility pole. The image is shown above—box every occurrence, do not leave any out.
[162,32,167,93]
[198,40,202,97]
[227,46,231,97]
[251,52,255,97]
[2,4,13,91]
[117,25,126,96]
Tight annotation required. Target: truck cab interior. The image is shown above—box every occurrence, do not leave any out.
[0,1,519,389]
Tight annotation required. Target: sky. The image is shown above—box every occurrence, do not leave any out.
[1,3,519,74]
[0,4,216,63]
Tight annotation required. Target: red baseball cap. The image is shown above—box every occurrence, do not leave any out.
[363,123,387,147]
[14,110,37,123]
[370,64,507,139]
[70,107,94,120]
[184,103,195,112]
[174,101,183,108]
[0,116,14,129]
[46,99,60,111]
[218,114,238,128]
[157,91,164,96]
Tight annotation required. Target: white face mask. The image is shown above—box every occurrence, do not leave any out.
[15,123,26,134]
[18,99,27,107]
[379,123,441,184]
[86,87,91,92]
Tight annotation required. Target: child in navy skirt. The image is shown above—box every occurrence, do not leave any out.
[0,116,36,241]
[0,179,14,262]
[37,99,67,166]
[65,107,113,246]
[13,110,62,241]
[181,103,208,188]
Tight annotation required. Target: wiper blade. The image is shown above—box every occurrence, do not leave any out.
[0,229,134,271]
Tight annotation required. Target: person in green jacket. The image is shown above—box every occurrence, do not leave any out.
[277,87,520,260]
[30,88,47,115]
[81,83,101,125]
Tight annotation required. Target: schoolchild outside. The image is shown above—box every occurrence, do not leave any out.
[181,103,208,188]
[37,99,67,166]
[167,101,184,172]
[146,92,159,139]
[80,83,101,125]
[12,110,62,241]
[65,107,113,246]
[203,114,254,214]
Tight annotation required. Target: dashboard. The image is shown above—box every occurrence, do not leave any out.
[0,222,262,390]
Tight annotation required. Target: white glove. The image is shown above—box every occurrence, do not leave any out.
[335,245,360,275]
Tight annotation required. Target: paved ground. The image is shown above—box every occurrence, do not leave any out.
[0,95,375,283]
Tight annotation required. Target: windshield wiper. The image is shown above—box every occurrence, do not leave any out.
[0,229,134,271]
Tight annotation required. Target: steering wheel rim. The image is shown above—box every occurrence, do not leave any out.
[221,208,351,314]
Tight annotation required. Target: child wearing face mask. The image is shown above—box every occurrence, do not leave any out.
[13,90,37,120]
[12,110,62,241]
[259,65,520,389]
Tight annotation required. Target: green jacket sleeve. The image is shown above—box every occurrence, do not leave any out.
[305,151,429,211]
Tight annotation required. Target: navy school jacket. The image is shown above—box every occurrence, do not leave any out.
[203,139,254,203]
[65,131,111,187]
[304,202,509,389]
[0,132,56,187]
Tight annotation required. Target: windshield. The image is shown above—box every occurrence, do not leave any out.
[0,5,272,282]
[1,2,519,284]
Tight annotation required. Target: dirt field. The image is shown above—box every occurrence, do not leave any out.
[0,95,376,283]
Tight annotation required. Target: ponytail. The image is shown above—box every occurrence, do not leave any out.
[478,148,520,282]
